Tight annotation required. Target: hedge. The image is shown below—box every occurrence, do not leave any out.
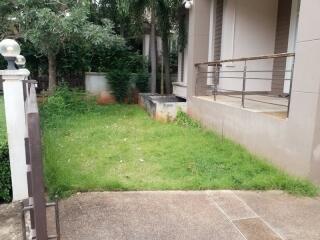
[0,142,12,203]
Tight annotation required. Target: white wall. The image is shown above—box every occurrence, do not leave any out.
[217,0,278,92]
[85,72,110,95]
[284,0,300,93]
[143,34,163,59]
[143,34,150,59]
[177,46,189,84]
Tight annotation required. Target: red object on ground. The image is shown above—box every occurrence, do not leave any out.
[97,91,116,105]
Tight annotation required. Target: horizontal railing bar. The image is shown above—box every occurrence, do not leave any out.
[198,70,293,74]
[206,87,290,96]
[245,77,292,81]
[195,52,295,67]
[242,98,288,107]
[22,80,37,84]
[198,76,292,81]
[218,91,289,98]
[210,94,288,107]
[216,90,270,95]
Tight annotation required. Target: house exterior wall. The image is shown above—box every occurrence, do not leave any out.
[178,46,189,84]
[175,43,188,99]
[213,0,224,61]
[143,34,150,58]
[218,0,278,92]
[185,0,320,184]
[186,0,212,98]
[142,34,163,59]
[272,0,292,95]
[291,0,320,183]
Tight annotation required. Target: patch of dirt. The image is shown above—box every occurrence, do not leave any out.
[0,202,22,240]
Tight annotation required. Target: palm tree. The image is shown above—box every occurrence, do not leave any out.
[129,0,157,93]
[157,0,178,94]
[104,0,180,94]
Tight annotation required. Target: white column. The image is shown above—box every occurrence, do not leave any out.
[1,69,30,201]
[289,0,320,183]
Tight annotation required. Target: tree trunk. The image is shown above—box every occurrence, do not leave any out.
[48,52,57,94]
[150,9,157,93]
[162,37,171,94]
[120,23,125,37]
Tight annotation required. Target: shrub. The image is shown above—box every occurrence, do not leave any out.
[0,142,12,203]
[175,111,200,128]
[40,85,92,126]
[107,69,131,103]
[132,71,149,93]
[101,47,149,102]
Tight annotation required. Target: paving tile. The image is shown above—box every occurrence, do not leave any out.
[233,218,282,240]
[235,191,320,240]
[208,191,257,221]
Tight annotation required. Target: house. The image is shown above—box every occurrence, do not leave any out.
[173,0,320,184]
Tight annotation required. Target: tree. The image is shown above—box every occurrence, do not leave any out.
[0,0,18,39]
[1,0,123,93]
[111,0,155,94]
[157,0,179,94]
[118,0,180,94]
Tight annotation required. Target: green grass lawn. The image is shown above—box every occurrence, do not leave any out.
[41,93,318,198]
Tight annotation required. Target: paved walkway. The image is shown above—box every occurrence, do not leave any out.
[1,191,320,240]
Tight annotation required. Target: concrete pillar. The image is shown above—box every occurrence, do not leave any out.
[186,0,212,100]
[1,69,30,201]
[289,0,320,183]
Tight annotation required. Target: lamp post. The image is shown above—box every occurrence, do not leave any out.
[183,0,193,9]
[0,39,21,70]
[15,55,26,69]
[0,39,29,201]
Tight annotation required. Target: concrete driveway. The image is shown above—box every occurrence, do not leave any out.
[1,190,320,240]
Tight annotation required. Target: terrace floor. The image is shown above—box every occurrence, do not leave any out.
[198,95,288,119]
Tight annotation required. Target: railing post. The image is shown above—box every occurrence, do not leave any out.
[213,64,218,101]
[195,65,199,96]
[287,57,295,118]
[241,60,247,108]
[0,69,30,201]
[26,84,48,240]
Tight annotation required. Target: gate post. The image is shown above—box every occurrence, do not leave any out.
[1,68,30,201]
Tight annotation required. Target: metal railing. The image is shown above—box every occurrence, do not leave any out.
[195,53,295,117]
[21,80,60,240]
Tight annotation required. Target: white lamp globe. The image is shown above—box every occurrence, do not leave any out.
[15,55,26,67]
[184,0,193,9]
[0,39,21,58]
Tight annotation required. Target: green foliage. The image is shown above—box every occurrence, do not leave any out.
[99,47,149,101]
[175,111,200,128]
[40,85,92,126]
[18,2,124,57]
[107,69,131,103]
[0,58,6,70]
[0,0,124,91]
[132,71,149,93]
[0,97,11,203]
[176,6,188,51]
[0,0,16,39]
[0,142,12,203]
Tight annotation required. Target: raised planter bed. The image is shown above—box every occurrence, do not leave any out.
[139,93,187,121]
